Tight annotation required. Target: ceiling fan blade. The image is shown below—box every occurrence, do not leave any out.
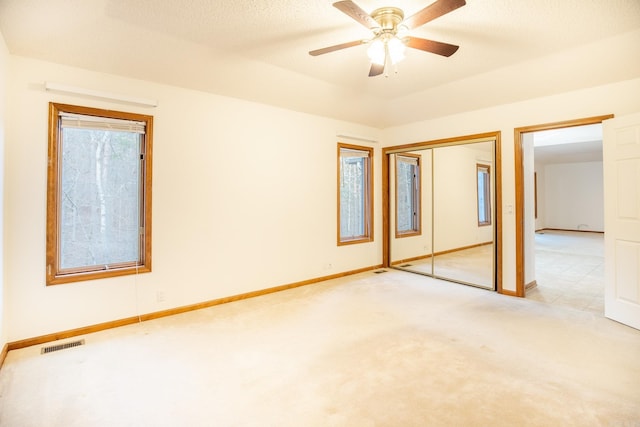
[403,0,466,30]
[369,63,384,77]
[309,40,365,56]
[405,36,459,57]
[333,0,379,30]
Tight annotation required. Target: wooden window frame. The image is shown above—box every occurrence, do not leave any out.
[395,153,421,238]
[46,103,153,285]
[477,163,492,227]
[337,143,374,245]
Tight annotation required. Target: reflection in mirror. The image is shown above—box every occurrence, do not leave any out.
[390,150,433,275]
[396,154,421,238]
[389,140,495,290]
[432,142,494,288]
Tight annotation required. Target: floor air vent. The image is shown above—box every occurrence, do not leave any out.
[41,339,85,354]
[373,270,388,274]
[400,264,413,267]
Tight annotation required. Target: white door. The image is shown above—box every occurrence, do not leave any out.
[603,112,640,330]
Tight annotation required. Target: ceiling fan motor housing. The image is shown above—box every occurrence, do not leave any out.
[371,7,404,33]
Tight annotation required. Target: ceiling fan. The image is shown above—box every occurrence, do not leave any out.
[309,0,466,77]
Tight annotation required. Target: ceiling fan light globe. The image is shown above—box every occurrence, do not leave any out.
[389,51,405,65]
[388,37,406,64]
[367,39,386,65]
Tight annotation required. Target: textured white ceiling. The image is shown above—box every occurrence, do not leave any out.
[533,124,603,164]
[1,0,639,126]
[533,124,602,148]
[535,140,603,165]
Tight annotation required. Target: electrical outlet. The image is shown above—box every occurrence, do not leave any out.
[156,291,166,302]
[323,263,332,270]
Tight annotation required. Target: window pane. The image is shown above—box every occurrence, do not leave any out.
[477,165,491,226]
[340,156,365,238]
[478,170,486,222]
[338,143,372,244]
[396,155,420,236]
[47,103,152,285]
[59,127,141,270]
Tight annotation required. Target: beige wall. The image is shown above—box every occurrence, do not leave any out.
[433,144,494,252]
[0,31,7,350]
[542,161,604,232]
[5,56,383,341]
[534,162,546,232]
[523,133,536,286]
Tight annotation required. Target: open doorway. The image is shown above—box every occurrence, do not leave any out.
[514,115,613,304]
[525,124,605,312]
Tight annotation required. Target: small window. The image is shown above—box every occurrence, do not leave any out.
[338,143,373,245]
[46,103,153,285]
[396,154,421,237]
[477,164,491,226]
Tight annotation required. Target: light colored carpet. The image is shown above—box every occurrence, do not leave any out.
[1,270,639,426]
[528,230,604,314]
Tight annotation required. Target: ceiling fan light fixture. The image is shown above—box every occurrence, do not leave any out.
[311,0,466,77]
[387,36,406,64]
[367,36,406,66]
[367,39,386,65]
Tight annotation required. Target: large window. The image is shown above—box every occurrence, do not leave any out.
[46,103,153,285]
[396,154,421,237]
[477,164,491,226]
[338,143,373,245]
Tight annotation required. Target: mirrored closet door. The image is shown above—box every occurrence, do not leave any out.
[388,139,496,290]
